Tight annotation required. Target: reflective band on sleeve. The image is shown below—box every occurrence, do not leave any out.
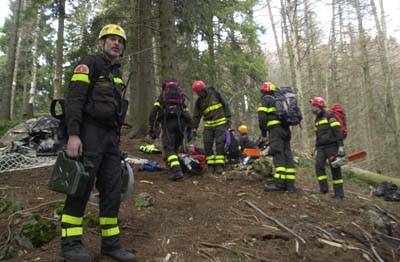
[316,119,329,126]
[203,103,223,115]
[99,217,118,225]
[206,155,216,165]
[215,155,225,164]
[71,73,90,84]
[333,179,344,184]
[61,214,83,225]
[154,101,161,107]
[257,106,277,113]
[330,121,341,127]
[267,120,281,127]
[62,227,83,237]
[318,176,327,181]
[274,173,281,179]
[113,77,123,84]
[101,226,120,237]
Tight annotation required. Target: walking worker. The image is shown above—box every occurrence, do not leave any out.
[191,80,232,174]
[148,79,192,181]
[310,97,345,199]
[61,24,136,261]
[257,82,297,192]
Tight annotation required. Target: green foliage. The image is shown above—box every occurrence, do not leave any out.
[17,215,56,249]
[0,120,20,137]
[0,245,17,260]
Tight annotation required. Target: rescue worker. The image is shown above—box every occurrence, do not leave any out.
[238,125,256,151]
[62,24,136,261]
[310,97,345,199]
[257,82,297,192]
[192,80,232,174]
[148,80,192,181]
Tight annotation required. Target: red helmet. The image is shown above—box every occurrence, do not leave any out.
[260,82,276,93]
[192,80,206,94]
[310,97,326,107]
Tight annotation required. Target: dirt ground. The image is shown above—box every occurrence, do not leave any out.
[1,135,399,262]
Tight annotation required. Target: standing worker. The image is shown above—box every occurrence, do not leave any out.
[62,24,136,261]
[257,82,297,192]
[148,80,192,181]
[310,97,345,199]
[191,80,232,174]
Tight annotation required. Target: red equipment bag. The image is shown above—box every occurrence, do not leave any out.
[328,103,347,139]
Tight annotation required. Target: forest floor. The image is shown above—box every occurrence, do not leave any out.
[1,132,399,262]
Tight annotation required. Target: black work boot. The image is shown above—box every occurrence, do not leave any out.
[60,237,91,262]
[264,179,286,192]
[286,180,297,193]
[319,180,329,194]
[214,164,224,175]
[207,165,215,174]
[101,236,136,262]
[168,168,183,181]
[333,184,344,199]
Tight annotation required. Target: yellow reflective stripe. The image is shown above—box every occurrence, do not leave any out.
[168,155,178,162]
[71,73,90,84]
[267,120,281,127]
[61,214,83,225]
[101,226,120,237]
[276,166,286,173]
[203,103,223,115]
[99,217,118,225]
[258,106,277,113]
[274,173,281,179]
[204,117,227,127]
[280,174,286,179]
[285,175,296,180]
[330,121,341,127]
[286,168,296,174]
[215,159,225,164]
[154,101,161,107]
[113,77,123,84]
[62,227,83,237]
[316,119,329,126]
[318,176,327,181]
[206,155,215,161]
[333,179,344,184]
[170,161,180,167]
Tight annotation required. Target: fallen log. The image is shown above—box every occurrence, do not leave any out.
[344,166,400,187]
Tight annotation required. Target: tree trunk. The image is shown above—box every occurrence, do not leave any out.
[23,8,41,119]
[267,0,287,82]
[328,0,338,102]
[159,0,178,81]
[10,27,22,119]
[353,0,376,171]
[0,0,23,120]
[128,0,155,138]
[53,0,65,99]
[280,0,296,87]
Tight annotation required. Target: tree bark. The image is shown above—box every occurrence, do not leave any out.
[23,8,41,119]
[53,0,65,99]
[0,0,23,120]
[159,0,178,81]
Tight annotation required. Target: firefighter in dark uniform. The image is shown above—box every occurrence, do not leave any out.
[257,82,296,192]
[62,24,136,261]
[148,80,192,181]
[310,97,345,199]
[192,80,231,174]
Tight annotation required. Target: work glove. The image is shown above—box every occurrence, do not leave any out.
[338,146,346,157]
[149,129,157,140]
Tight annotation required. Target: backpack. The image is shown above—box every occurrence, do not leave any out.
[161,80,185,114]
[328,103,347,139]
[269,86,303,126]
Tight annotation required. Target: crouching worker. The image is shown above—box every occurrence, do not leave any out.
[310,97,345,199]
[61,24,136,261]
[148,80,192,181]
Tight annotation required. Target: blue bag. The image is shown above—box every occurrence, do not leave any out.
[142,161,162,172]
